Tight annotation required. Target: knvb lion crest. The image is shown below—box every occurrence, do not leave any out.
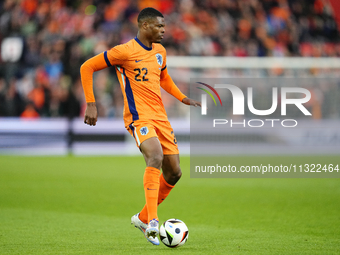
[140,126,149,135]
[156,53,163,66]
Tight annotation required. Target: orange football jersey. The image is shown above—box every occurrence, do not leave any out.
[106,37,170,126]
[80,37,186,127]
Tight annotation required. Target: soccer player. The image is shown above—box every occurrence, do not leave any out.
[80,7,200,245]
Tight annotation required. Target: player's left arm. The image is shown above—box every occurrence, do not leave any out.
[160,67,201,107]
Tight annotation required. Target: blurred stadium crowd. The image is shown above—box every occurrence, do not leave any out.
[0,0,339,118]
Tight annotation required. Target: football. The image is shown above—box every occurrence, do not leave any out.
[159,219,189,248]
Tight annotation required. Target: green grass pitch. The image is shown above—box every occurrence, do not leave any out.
[0,155,339,255]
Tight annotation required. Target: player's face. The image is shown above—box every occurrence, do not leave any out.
[148,17,165,43]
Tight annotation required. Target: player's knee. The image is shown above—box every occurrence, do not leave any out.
[174,168,182,181]
[167,167,181,184]
[148,154,163,169]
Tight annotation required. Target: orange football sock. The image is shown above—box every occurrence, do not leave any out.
[143,166,160,223]
[157,173,175,204]
[139,173,175,224]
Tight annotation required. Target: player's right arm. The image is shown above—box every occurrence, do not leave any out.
[80,52,108,126]
[80,46,128,126]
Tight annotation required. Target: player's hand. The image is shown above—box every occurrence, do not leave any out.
[182,97,201,107]
[84,102,98,126]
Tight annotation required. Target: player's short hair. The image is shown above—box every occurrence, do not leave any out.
[137,7,163,24]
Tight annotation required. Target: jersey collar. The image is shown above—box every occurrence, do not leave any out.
[134,37,152,51]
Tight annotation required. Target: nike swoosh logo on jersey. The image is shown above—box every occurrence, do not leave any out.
[135,59,143,63]
[147,188,157,190]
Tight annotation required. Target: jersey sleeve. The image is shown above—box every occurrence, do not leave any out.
[160,66,187,102]
[80,52,109,102]
[80,44,130,103]
[159,47,186,101]
[106,44,130,66]
[161,47,167,71]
